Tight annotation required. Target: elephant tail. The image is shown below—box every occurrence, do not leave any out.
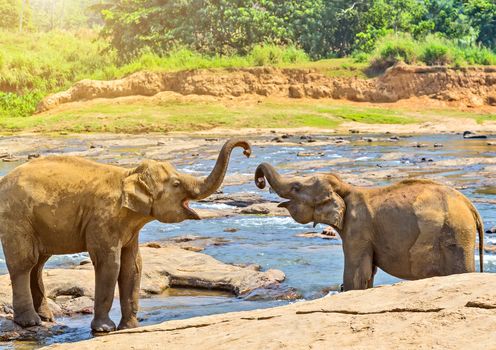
[472,205,484,273]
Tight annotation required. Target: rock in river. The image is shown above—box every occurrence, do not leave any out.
[0,245,287,321]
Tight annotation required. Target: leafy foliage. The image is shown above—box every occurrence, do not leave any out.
[0,91,42,118]
[97,0,496,61]
[1,0,496,120]
[0,0,31,29]
[368,33,496,71]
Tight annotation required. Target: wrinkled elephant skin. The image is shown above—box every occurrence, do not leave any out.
[255,163,484,291]
[0,139,251,331]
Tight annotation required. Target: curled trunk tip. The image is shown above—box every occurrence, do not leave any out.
[232,139,252,158]
[254,162,292,199]
[255,163,269,189]
[191,139,252,200]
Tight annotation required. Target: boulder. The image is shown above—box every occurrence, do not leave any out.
[0,246,286,317]
[43,273,496,350]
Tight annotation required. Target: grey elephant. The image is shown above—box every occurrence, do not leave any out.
[0,139,251,331]
[255,163,484,291]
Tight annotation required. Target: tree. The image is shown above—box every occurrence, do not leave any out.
[99,0,297,60]
[0,0,30,30]
[464,0,496,49]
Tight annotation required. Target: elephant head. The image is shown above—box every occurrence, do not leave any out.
[122,139,251,223]
[255,163,346,231]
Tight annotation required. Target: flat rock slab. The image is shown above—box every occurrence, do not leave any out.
[0,245,286,316]
[43,273,496,350]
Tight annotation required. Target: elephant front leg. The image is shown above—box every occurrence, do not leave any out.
[117,238,142,330]
[89,248,121,333]
[343,245,374,291]
[30,255,53,321]
[3,233,41,327]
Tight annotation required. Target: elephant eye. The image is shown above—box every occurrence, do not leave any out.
[292,183,301,192]
[173,180,181,187]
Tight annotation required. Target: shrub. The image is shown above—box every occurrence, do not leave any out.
[351,51,369,63]
[462,47,496,65]
[281,46,309,64]
[248,44,308,66]
[249,44,285,66]
[368,34,417,72]
[419,36,453,66]
[0,92,43,118]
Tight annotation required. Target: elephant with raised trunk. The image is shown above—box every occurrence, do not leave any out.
[0,139,251,331]
[255,163,484,291]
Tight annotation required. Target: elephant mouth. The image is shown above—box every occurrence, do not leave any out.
[277,201,290,208]
[182,200,200,220]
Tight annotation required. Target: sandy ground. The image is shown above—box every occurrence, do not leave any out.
[44,273,496,350]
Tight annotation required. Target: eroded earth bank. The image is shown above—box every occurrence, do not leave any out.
[37,63,496,113]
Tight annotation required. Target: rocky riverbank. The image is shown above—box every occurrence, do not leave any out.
[0,244,291,342]
[43,273,496,350]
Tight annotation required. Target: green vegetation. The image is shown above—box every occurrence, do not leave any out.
[0,30,309,118]
[0,30,112,94]
[98,0,496,61]
[95,45,309,80]
[317,106,414,125]
[368,34,496,71]
[0,99,455,133]
[0,1,495,130]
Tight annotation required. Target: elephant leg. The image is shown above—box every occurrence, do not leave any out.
[367,265,377,289]
[117,238,141,330]
[30,254,53,321]
[3,233,41,327]
[89,247,121,332]
[343,245,374,291]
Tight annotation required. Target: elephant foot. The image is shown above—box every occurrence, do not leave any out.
[91,317,116,333]
[37,305,54,322]
[14,310,42,327]
[118,317,139,330]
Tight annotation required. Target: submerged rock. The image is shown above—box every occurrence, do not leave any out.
[295,227,340,241]
[485,226,496,234]
[463,131,487,139]
[160,235,231,252]
[0,316,65,342]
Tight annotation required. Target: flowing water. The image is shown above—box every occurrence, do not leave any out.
[1,133,495,348]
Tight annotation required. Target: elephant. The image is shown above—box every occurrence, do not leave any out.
[0,139,251,331]
[254,163,484,291]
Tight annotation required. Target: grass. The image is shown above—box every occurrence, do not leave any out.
[1,96,494,134]
[365,33,496,72]
[0,29,369,120]
[0,29,493,132]
[280,58,368,78]
[0,99,426,133]
[472,114,496,124]
[316,107,414,124]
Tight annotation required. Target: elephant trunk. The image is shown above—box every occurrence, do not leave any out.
[254,163,293,199]
[188,139,251,200]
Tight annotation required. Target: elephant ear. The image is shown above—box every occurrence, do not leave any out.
[314,191,346,230]
[122,162,154,216]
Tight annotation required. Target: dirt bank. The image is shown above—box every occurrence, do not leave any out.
[37,63,496,113]
[43,273,496,350]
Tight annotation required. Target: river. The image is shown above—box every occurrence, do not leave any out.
[1,133,495,348]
